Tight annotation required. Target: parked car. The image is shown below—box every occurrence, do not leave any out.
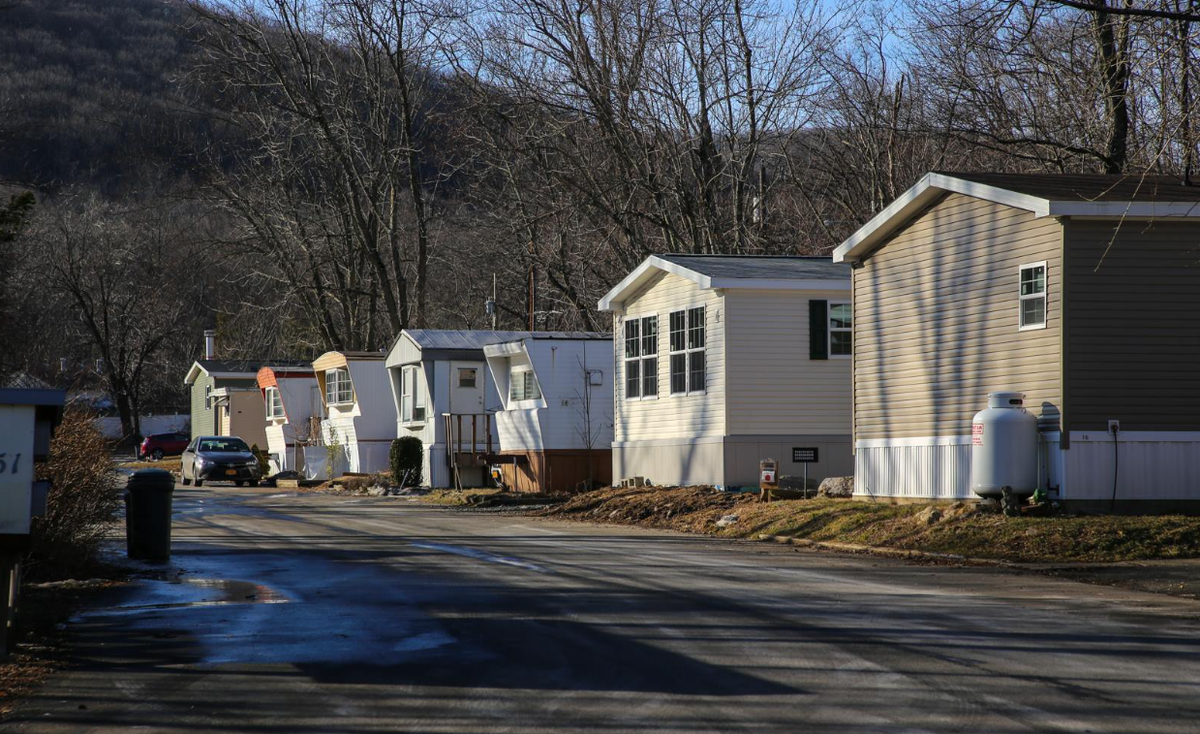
[180,436,262,487]
[139,432,190,460]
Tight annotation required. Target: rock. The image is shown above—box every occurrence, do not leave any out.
[366,485,389,496]
[915,506,943,525]
[817,476,854,498]
[716,514,739,528]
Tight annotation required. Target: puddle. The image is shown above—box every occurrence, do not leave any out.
[409,541,550,573]
[77,577,289,618]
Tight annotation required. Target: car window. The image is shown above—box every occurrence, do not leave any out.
[199,438,250,453]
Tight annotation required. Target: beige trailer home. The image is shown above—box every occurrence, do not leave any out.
[833,172,1200,511]
[598,254,853,489]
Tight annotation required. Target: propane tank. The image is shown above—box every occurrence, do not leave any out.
[970,391,1038,498]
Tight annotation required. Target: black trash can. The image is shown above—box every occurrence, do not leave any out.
[125,469,175,561]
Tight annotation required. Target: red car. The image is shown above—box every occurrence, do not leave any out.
[139,432,191,460]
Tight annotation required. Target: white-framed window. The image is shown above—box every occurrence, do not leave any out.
[400,365,426,423]
[326,367,354,405]
[829,302,852,357]
[623,315,658,399]
[265,387,285,419]
[1019,262,1047,330]
[510,368,541,402]
[204,384,212,410]
[669,306,705,395]
[457,367,477,388]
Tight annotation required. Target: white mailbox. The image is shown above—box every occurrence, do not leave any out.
[0,389,65,540]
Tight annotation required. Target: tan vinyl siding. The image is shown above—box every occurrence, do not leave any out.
[723,289,851,435]
[854,193,1063,440]
[613,272,725,442]
[1065,219,1200,431]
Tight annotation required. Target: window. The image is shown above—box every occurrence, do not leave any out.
[669,306,705,395]
[458,367,477,388]
[510,369,541,402]
[829,302,852,357]
[265,387,285,419]
[400,365,426,423]
[326,367,354,405]
[624,315,658,399]
[204,384,212,410]
[1019,262,1047,330]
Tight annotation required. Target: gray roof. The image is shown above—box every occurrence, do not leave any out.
[403,330,604,351]
[196,359,309,374]
[656,254,849,280]
[935,171,1200,203]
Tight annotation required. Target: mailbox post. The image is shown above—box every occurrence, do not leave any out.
[759,458,779,503]
[0,388,65,659]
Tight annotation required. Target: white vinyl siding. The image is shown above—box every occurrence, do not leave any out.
[613,272,724,443]
[724,289,853,435]
[326,367,354,406]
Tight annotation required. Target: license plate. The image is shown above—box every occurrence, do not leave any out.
[225,469,238,476]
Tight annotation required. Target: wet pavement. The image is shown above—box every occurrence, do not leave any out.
[7,484,1200,733]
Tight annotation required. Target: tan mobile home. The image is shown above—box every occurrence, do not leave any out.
[598,254,853,489]
[833,172,1200,511]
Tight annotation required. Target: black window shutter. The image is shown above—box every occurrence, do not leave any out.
[809,300,828,360]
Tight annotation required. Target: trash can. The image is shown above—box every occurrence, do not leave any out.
[125,469,175,561]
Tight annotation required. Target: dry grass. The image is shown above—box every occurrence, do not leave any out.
[538,486,1200,564]
[421,488,504,505]
[122,458,179,471]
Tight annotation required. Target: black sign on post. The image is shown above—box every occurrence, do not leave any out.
[792,447,819,463]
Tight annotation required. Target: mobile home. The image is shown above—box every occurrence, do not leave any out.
[833,172,1200,511]
[256,365,320,475]
[598,254,853,489]
[183,360,268,449]
[385,330,537,488]
[311,350,395,475]
[484,333,613,493]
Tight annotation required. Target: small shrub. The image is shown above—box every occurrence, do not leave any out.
[390,436,423,487]
[28,408,121,580]
[250,443,270,476]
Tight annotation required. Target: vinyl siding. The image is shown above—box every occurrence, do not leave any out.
[854,193,1063,440]
[190,373,214,438]
[1065,219,1200,431]
[613,272,725,442]
[723,288,852,435]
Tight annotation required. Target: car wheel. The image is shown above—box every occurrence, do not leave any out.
[248,480,259,487]
[151,448,164,460]
[235,480,244,487]
[193,466,203,487]
[181,474,191,486]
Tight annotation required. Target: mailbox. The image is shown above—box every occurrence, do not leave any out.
[0,387,65,658]
[0,388,65,544]
[759,458,779,502]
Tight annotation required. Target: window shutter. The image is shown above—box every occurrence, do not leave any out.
[809,300,828,360]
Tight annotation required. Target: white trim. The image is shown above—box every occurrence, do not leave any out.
[482,340,525,358]
[622,312,660,401]
[1018,261,1048,331]
[828,300,852,358]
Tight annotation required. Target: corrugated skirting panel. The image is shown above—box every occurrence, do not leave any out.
[854,440,973,500]
[1063,433,1200,501]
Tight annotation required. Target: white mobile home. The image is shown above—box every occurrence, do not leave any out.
[256,365,320,475]
[385,330,538,488]
[311,350,395,475]
[484,333,613,493]
[598,254,853,489]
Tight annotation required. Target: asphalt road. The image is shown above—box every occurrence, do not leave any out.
[8,484,1200,733]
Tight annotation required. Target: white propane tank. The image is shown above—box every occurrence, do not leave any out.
[970,391,1038,498]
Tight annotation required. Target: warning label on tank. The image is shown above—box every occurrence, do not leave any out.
[972,423,984,446]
